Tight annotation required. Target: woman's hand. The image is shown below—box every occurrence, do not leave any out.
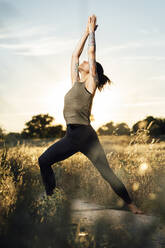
[86,14,98,34]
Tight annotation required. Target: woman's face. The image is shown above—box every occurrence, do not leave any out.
[78,60,89,73]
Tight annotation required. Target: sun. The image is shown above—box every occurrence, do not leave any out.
[92,84,124,127]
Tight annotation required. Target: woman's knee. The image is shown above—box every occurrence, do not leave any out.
[38,155,46,169]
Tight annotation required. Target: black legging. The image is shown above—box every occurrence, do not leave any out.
[38,123,132,204]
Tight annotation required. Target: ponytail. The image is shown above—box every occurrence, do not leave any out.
[96,62,113,92]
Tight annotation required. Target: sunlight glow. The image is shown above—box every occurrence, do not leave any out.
[78,232,88,237]
[148,193,156,200]
[132,182,140,191]
[140,162,148,171]
[91,83,124,128]
[138,162,152,175]
[116,199,124,207]
[43,80,125,130]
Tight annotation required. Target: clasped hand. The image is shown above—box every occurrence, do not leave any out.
[86,14,98,34]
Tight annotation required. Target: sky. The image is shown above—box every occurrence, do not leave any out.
[0,0,165,133]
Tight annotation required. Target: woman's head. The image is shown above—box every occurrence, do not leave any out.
[79,60,112,91]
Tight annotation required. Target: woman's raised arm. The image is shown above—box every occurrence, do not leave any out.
[71,18,90,85]
[72,16,92,57]
[88,15,99,87]
[71,30,89,85]
[71,15,98,85]
[72,31,89,58]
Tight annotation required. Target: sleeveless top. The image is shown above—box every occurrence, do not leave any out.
[63,82,93,125]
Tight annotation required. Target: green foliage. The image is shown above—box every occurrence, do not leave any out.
[97,121,130,136]
[0,145,72,248]
[4,132,22,146]
[97,115,165,141]
[0,126,5,139]
[21,113,65,139]
[132,115,165,138]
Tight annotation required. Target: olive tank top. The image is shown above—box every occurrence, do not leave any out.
[63,82,93,125]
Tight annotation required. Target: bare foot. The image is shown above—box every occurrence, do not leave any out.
[127,203,144,214]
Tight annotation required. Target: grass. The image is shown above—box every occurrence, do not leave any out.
[0,132,165,247]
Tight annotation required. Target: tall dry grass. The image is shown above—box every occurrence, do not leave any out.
[0,132,165,247]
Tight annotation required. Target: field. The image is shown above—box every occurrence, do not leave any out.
[0,133,165,247]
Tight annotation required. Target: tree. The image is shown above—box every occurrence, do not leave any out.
[97,121,131,136]
[0,127,4,139]
[132,115,165,138]
[5,132,22,145]
[45,125,65,138]
[132,116,155,134]
[114,122,130,135]
[0,126,6,139]
[97,121,115,135]
[148,118,165,137]
[21,114,64,139]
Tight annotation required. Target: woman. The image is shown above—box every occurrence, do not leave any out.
[38,15,144,214]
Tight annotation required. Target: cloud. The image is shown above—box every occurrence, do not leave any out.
[0,26,77,56]
[118,56,165,61]
[0,25,57,40]
[101,42,143,54]
[104,55,165,62]
[101,40,165,55]
[139,28,159,35]
[0,1,20,27]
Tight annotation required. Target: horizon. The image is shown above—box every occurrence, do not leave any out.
[2,113,161,135]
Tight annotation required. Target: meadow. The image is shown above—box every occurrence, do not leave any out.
[0,132,165,247]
